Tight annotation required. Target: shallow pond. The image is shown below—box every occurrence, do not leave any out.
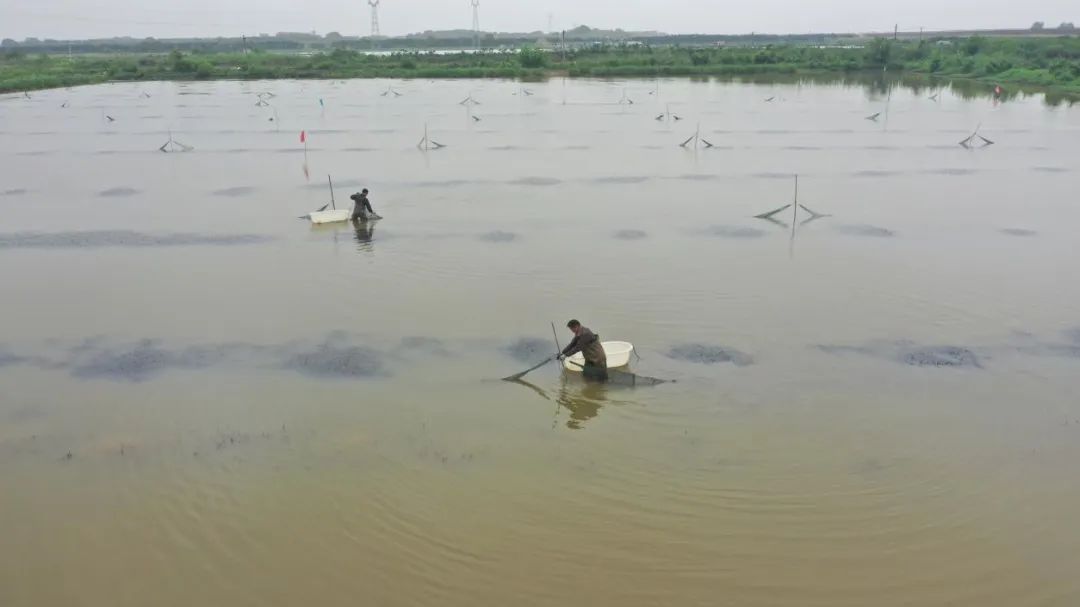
[2,77,1079,606]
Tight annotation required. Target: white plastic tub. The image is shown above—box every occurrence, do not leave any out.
[308,209,352,224]
[564,341,634,371]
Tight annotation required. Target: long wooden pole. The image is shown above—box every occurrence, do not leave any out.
[327,175,336,210]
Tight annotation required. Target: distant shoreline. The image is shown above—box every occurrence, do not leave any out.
[3,38,1078,100]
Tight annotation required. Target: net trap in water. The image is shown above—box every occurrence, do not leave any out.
[417,123,446,151]
[679,124,715,149]
[959,124,995,149]
[754,175,829,227]
[159,132,194,153]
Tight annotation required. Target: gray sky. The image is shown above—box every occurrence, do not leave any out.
[3,0,1077,40]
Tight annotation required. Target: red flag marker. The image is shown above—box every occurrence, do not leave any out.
[300,130,307,143]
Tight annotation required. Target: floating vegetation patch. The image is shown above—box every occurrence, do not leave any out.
[2,189,27,196]
[560,145,592,151]
[900,346,981,368]
[752,172,795,180]
[1031,166,1070,173]
[1009,329,1080,359]
[283,343,387,379]
[98,187,139,197]
[675,174,721,182]
[614,229,648,240]
[509,177,562,187]
[819,340,982,369]
[68,339,234,382]
[1021,343,1080,359]
[925,168,978,176]
[698,225,766,239]
[1001,228,1037,237]
[0,231,275,250]
[667,344,754,366]
[211,186,257,197]
[505,337,551,363]
[592,176,651,185]
[342,147,376,152]
[0,349,27,368]
[817,344,871,357]
[836,224,895,238]
[2,333,419,382]
[16,151,53,157]
[398,336,452,357]
[489,145,527,151]
[783,145,823,151]
[477,230,517,243]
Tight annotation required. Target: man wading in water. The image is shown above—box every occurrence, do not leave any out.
[350,188,377,221]
[558,320,608,382]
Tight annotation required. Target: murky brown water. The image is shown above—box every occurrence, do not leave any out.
[2,77,1080,606]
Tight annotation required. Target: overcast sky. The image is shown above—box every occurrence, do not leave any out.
[3,0,1077,40]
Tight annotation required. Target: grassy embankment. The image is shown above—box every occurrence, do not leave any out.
[1,37,1078,97]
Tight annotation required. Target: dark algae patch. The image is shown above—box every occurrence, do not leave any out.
[819,340,982,369]
[211,186,258,197]
[477,231,518,243]
[98,187,140,197]
[836,224,895,238]
[283,343,387,379]
[667,344,754,366]
[900,346,981,368]
[68,339,232,382]
[508,177,562,187]
[613,229,648,240]
[698,226,766,239]
[0,231,274,249]
[505,338,552,363]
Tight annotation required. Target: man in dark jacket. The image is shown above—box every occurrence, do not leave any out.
[350,188,376,221]
[559,319,608,381]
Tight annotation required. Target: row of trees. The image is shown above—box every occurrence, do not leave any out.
[1031,22,1076,31]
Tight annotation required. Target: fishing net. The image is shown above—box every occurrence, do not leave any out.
[606,369,672,387]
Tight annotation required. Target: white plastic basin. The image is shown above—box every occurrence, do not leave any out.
[564,341,634,371]
[308,209,352,224]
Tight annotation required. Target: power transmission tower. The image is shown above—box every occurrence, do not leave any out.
[369,0,381,39]
[471,0,480,49]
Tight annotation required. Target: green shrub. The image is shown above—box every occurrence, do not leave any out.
[519,47,547,68]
